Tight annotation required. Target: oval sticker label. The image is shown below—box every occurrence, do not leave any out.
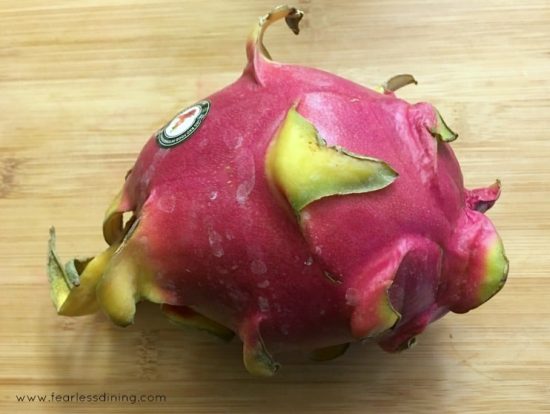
[157,100,210,148]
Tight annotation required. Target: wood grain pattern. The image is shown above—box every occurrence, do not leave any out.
[1,1,549,413]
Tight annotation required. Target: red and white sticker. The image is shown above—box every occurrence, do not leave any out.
[157,100,210,148]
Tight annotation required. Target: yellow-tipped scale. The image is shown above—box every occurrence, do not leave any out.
[48,227,115,316]
[266,107,398,212]
[478,235,509,305]
[48,221,163,326]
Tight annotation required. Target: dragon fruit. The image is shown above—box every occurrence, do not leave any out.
[47,5,508,376]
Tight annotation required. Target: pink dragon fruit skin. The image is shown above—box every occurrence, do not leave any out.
[47,6,508,375]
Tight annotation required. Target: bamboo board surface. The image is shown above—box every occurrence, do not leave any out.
[1,1,549,413]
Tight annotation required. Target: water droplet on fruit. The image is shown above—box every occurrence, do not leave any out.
[236,180,254,204]
[257,280,270,289]
[224,134,243,150]
[139,235,149,247]
[235,135,243,148]
[212,246,224,258]
[304,256,313,266]
[251,259,267,275]
[143,149,169,187]
[345,288,359,306]
[209,191,218,200]
[235,149,255,204]
[258,296,270,312]
[208,228,224,258]
[158,194,176,213]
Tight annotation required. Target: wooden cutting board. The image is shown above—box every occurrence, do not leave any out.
[1,1,549,413]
